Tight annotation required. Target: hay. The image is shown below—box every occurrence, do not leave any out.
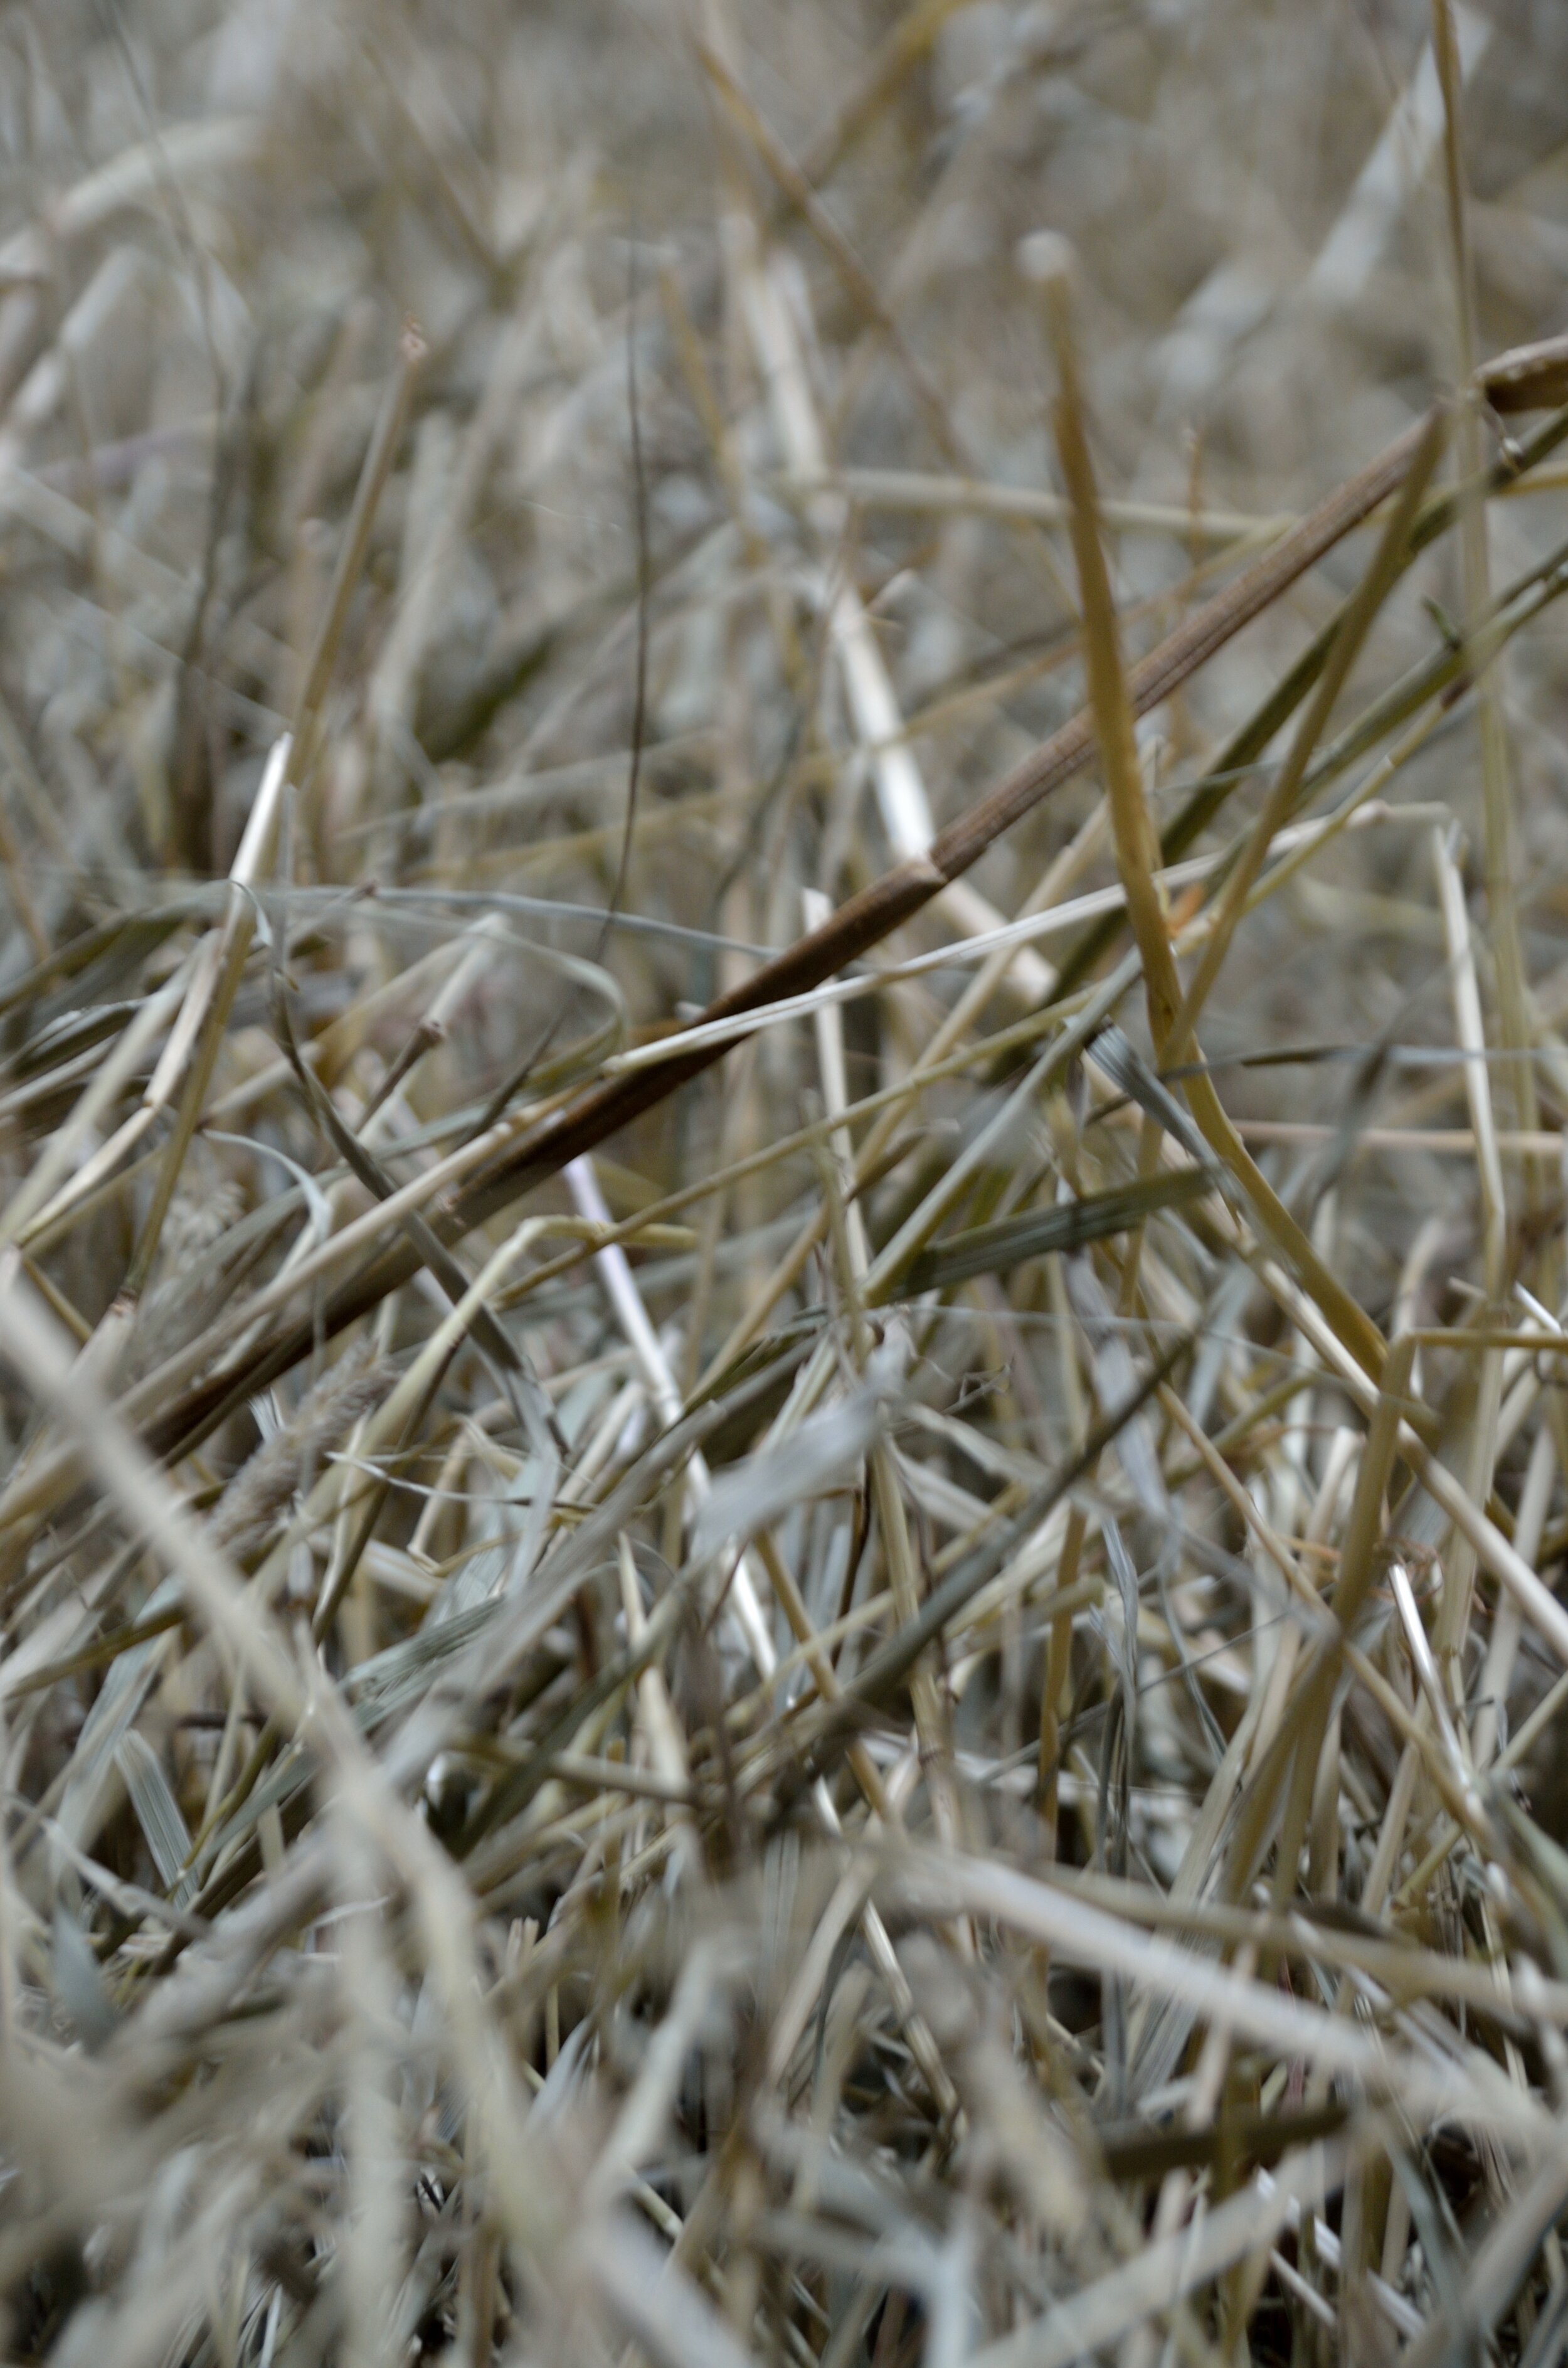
[2,1,1568,2361]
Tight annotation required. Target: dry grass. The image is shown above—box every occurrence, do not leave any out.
[4,1,1568,2362]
